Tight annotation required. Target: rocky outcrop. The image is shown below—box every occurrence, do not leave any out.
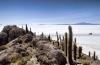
[0,25,25,45]
[35,41,67,65]
[0,32,8,45]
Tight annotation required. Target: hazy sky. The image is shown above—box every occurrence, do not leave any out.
[0,0,100,24]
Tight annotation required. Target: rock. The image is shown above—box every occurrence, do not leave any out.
[0,57,10,65]
[1,25,25,44]
[0,32,8,45]
[36,41,67,65]
[22,34,33,43]
[31,37,39,47]
[8,27,25,41]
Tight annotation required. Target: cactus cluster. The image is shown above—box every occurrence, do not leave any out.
[63,25,85,65]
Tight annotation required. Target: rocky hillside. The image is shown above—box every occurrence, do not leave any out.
[0,25,100,65]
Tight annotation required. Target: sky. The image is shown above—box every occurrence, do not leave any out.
[0,0,100,24]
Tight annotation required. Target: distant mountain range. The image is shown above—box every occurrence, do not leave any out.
[74,22,99,25]
[0,22,99,25]
[38,22,100,25]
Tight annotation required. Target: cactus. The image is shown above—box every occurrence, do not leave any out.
[56,31,59,46]
[89,51,91,57]
[22,26,23,29]
[96,55,98,60]
[67,26,73,65]
[74,38,76,43]
[48,34,51,41]
[53,41,54,45]
[73,38,77,60]
[64,32,67,56]
[61,41,64,51]
[59,34,61,42]
[26,24,28,33]
[30,27,31,32]
[93,51,96,60]
[79,46,82,58]
[41,32,44,37]
[63,36,64,41]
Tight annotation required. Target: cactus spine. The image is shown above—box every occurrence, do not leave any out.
[67,26,73,65]
[26,24,28,33]
[56,31,59,46]
[64,32,67,56]
[79,46,82,58]
[73,38,77,60]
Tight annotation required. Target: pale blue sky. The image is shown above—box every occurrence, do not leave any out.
[0,0,100,24]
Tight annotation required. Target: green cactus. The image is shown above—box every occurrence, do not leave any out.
[89,51,90,57]
[93,51,96,60]
[41,32,44,37]
[53,41,54,45]
[63,36,64,41]
[74,38,76,43]
[25,24,28,33]
[48,34,51,41]
[73,38,77,60]
[96,55,98,60]
[59,34,61,42]
[22,26,23,29]
[79,46,82,58]
[64,32,67,56]
[30,27,31,32]
[56,31,59,46]
[67,25,73,65]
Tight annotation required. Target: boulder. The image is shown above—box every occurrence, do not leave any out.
[0,32,8,45]
[36,41,67,65]
[2,25,25,43]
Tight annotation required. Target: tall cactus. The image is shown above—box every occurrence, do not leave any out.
[26,24,28,33]
[89,51,91,57]
[67,25,73,65]
[96,55,98,60]
[73,38,77,60]
[59,34,61,42]
[63,36,64,41]
[74,38,76,43]
[64,32,67,56]
[93,51,96,60]
[48,34,51,42]
[30,27,31,32]
[22,26,23,29]
[79,46,82,58]
[41,32,44,37]
[56,31,59,46]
